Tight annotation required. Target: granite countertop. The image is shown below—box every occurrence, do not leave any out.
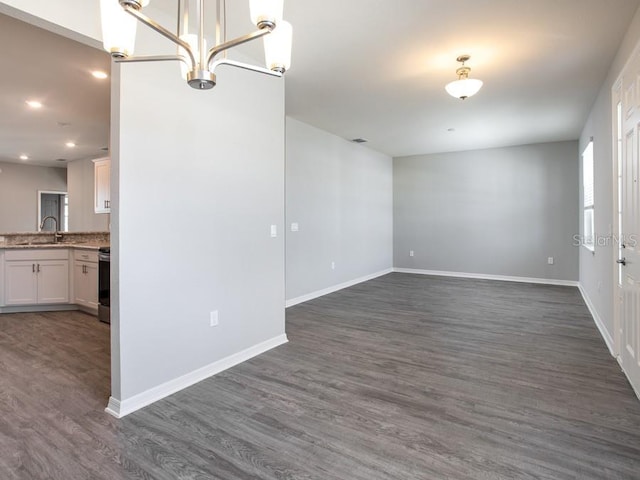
[0,231,109,251]
[0,243,108,251]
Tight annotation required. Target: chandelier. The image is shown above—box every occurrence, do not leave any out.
[100,0,292,90]
[445,55,483,100]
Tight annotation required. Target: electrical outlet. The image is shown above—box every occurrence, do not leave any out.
[409,250,414,257]
[547,257,554,265]
[291,222,299,232]
[331,261,336,270]
[270,225,277,238]
[210,310,219,327]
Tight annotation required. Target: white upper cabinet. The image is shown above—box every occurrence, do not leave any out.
[94,158,111,214]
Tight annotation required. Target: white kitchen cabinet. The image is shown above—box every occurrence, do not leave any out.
[4,250,69,305]
[74,250,98,311]
[94,158,111,214]
[4,261,38,305]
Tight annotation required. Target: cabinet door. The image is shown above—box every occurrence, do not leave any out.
[94,159,111,214]
[5,261,38,305]
[74,261,98,310]
[84,262,99,309]
[37,260,69,304]
[73,261,88,307]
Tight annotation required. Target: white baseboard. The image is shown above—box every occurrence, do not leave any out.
[577,284,615,356]
[285,268,393,308]
[393,268,579,287]
[105,333,288,418]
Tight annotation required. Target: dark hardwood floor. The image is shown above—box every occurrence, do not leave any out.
[2,273,640,479]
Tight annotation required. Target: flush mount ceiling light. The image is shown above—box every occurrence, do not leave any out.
[91,70,109,79]
[19,154,29,161]
[445,55,483,100]
[100,0,293,91]
[65,142,76,148]
[25,100,43,109]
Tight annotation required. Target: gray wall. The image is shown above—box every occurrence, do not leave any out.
[112,57,285,401]
[67,158,109,232]
[0,161,66,232]
[285,118,393,301]
[579,6,640,342]
[394,141,579,281]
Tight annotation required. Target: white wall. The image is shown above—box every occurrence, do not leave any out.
[112,59,285,408]
[394,142,579,281]
[67,158,109,232]
[285,118,393,303]
[579,6,640,348]
[0,161,66,232]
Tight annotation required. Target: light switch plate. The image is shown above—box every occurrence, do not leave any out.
[291,222,299,232]
[270,225,277,237]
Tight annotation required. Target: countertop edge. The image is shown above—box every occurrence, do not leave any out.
[0,244,107,251]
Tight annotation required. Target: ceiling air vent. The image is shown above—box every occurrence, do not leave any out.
[351,138,368,143]
[55,158,67,162]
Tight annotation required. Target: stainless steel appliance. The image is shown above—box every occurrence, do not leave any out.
[98,247,110,324]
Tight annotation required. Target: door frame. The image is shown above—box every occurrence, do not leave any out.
[612,76,623,360]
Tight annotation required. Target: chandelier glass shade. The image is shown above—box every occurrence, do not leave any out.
[445,78,483,100]
[445,55,483,100]
[100,0,293,90]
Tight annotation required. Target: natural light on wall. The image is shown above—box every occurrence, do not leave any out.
[582,140,595,251]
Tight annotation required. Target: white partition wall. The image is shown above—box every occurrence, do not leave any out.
[110,59,286,415]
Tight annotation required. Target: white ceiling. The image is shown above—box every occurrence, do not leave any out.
[0,13,111,168]
[278,0,640,157]
[2,0,639,166]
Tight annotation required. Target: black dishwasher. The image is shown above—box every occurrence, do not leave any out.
[98,247,110,324]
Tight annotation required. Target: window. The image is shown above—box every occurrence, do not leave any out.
[583,141,594,251]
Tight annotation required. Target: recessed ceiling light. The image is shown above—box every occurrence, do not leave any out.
[447,128,456,132]
[56,158,68,162]
[65,142,76,148]
[91,70,108,79]
[19,154,28,161]
[25,100,43,109]
[351,138,368,143]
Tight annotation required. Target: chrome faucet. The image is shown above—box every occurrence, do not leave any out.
[40,216,63,243]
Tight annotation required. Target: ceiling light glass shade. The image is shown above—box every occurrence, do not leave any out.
[178,34,206,80]
[445,78,483,100]
[101,0,137,58]
[250,0,284,27]
[264,21,292,72]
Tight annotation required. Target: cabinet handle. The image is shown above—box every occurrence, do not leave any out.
[32,263,35,273]
[37,263,40,273]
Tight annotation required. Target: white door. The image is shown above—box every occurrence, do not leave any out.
[620,48,640,393]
